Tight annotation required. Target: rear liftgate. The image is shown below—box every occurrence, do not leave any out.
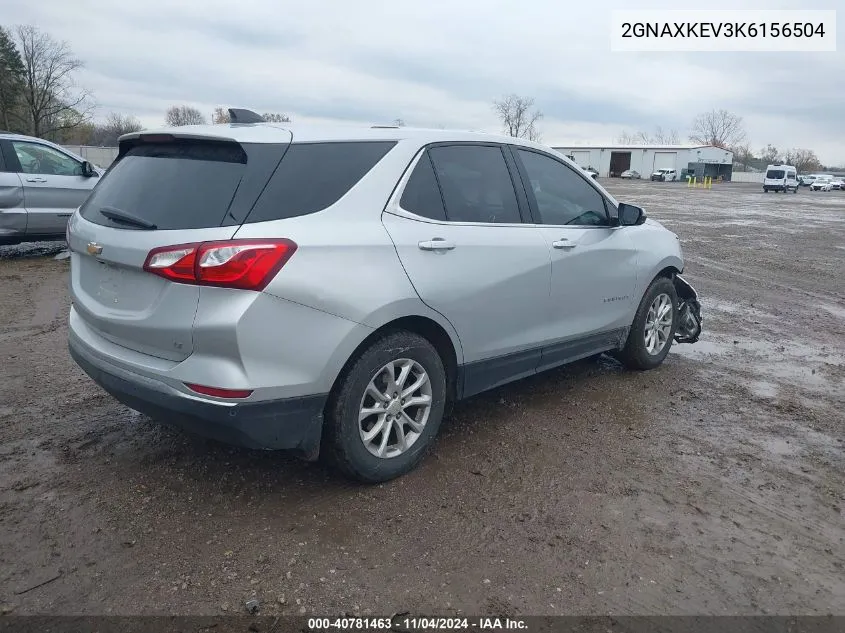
[673,275,702,344]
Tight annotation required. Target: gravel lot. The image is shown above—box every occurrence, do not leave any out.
[0,181,843,616]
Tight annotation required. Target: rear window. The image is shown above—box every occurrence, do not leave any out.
[245,141,396,223]
[80,140,251,230]
[767,170,785,179]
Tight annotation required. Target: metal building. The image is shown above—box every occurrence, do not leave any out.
[550,144,734,180]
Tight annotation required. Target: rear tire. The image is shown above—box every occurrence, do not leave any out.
[322,331,447,483]
[618,277,678,371]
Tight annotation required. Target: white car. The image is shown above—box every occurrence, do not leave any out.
[830,178,844,190]
[650,168,677,182]
[810,177,834,191]
[620,170,641,179]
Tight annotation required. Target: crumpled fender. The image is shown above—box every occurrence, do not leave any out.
[674,274,702,344]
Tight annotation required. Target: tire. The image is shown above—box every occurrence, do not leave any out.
[763,188,769,193]
[618,277,678,370]
[322,330,447,483]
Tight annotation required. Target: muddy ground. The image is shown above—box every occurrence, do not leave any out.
[0,181,843,616]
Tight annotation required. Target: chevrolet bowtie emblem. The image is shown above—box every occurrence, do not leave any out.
[86,242,103,256]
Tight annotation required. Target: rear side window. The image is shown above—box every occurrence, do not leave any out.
[428,145,521,224]
[246,141,396,223]
[80,140,250,230]
[399,151,446,221]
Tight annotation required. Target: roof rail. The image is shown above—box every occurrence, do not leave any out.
[228,108,265,124]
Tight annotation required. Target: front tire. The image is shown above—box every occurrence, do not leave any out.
[618,277,678,370]
[322,331,447,483]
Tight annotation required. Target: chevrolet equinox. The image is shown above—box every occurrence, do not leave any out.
[67,109,702,482]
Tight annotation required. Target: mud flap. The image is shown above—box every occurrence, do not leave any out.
[673,274,702,344]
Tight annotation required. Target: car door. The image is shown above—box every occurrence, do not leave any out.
[0,146,27,240]
[381,143,552,397]
[509,147,639,369]
[6,139,98,238]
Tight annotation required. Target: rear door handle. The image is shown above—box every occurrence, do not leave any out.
[25,176,47,183]
[418,238,456,251]
[552,238,577,249]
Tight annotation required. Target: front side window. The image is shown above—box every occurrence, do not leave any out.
[515,149,609,227]
[12,141,82,176]
[427,145,521,224]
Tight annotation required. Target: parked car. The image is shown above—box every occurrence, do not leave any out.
[830,178,844,190]
[0,132,104,245]
[810,177,834,191]
[67,111,703,482]
[798,175,816,186]
[620,170,641,179]
[763,164,799,193]
[583,166,599,179]
[650,168,678,182]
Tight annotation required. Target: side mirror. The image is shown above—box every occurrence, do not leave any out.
[81,161,97,177]
[618,202,646,226]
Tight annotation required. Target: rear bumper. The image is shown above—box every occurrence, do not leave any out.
[69,336,327,457]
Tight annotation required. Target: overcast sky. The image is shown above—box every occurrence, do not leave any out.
[6,0,844,164]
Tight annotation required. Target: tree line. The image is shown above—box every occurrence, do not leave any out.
[492,97,833,171]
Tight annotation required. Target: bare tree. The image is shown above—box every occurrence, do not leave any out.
[262,112,290,123]
[730,143,754,171]
[493,94,542,141]
[212,106,230,124]
[92,112,142,145]
[689,109,745,149]
[165,105,206,127]
[783,148,822,174]
[760,144,781,164]
[617,127,679,145]
[652,126,680,144]
[14,25,93,138]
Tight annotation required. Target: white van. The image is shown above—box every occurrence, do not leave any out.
[763,164,798,193]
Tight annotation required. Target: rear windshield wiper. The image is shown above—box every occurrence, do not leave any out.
[99,206,158,230]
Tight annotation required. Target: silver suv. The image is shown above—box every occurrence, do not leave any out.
[0,132,102,244]
[67,109,702,482]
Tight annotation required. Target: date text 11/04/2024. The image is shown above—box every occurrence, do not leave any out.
[308,617,528,630]
[621,22,827,38]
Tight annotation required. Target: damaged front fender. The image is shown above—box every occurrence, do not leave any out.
[673,274,702,344]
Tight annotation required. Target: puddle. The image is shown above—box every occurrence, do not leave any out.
[749,380,778,399]
[819,303,845,320]
[762,437,797,457]
[673,335,844,393]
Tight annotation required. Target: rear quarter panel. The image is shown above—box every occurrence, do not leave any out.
[231,138,465,384]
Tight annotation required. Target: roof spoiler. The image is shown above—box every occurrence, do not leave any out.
[228,108,265,124]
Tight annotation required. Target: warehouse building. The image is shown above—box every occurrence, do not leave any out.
[551,144,734,180]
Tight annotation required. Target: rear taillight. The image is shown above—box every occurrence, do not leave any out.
[143,239,297,290]
[185,383,253,399]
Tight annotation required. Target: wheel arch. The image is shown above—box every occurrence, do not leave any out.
[328,312,462,407]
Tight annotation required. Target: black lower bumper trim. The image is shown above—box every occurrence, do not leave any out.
[69,344,326,457]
